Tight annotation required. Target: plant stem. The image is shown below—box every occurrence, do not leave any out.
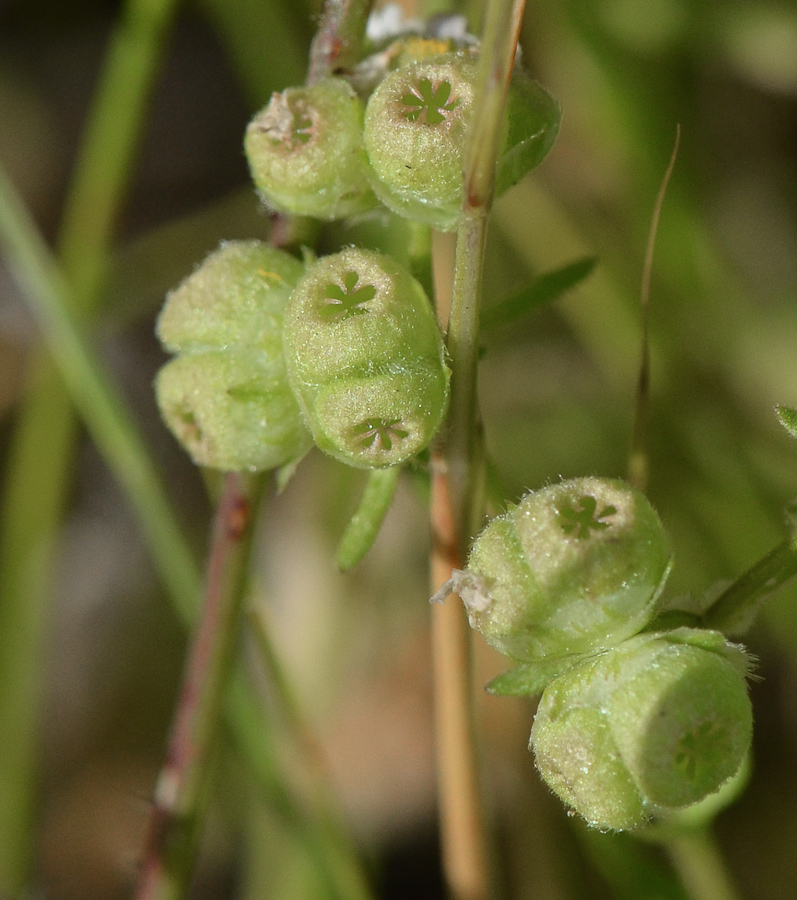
[135,473,263,900]
[702,536,797,635]
[1,163,370,894]
[445,0,525,537]
[247,607,375,900]
[430,459,489,900]
[307,0,374,84]
[628,126,680,493]
[664,830,742,900]
[429,5,526,900]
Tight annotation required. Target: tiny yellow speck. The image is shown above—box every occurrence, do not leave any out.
[257,268,283,284]
[403,37,453,60]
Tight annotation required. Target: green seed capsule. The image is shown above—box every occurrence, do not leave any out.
[530,629,753,830]
[157,240,305,354]
[283,247,449,468]
[450,477,672,662]
[362,53,561,230]
[363,53,477,230]
[155,240,312,472]
[244,77,377,220]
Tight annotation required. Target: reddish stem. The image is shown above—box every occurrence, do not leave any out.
[135,473,260,900]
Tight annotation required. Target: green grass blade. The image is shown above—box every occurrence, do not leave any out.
[0,164,202,616]
[0,0,179,891]
[480,256,596,331]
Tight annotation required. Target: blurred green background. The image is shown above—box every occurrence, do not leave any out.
[1,0,797,898]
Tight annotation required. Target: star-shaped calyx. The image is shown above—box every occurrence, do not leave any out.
[350,418,409,452]
[320,271,377,321]
[557,495,618,540]
[401,79,461,125]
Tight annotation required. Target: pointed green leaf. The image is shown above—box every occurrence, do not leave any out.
[336,466,401,571]
[485,655,588,696]
[496,74,561,195]
[481,257,596,331]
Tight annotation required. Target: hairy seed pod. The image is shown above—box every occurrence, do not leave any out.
[530,628,753,831]
[362,53,560,230]
[155,240,312,472]
[244,77,377,220]
[157,240,305,354]
[283,247,449,468]
[450,477,672,662]
[363,53,478,230]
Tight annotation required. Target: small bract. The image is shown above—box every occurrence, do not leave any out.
[155,240,312,472]
[449,477,672,662]
[244,77,377,220]
[283,247,449,468]
[530,629,753,830]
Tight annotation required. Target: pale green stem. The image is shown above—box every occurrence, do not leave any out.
[430,5,526,900]
[703,536,797,635]
[1,137,373,900]
[135,473,263,900]
[247,607,375,900]
[445,0,525,540]
[307,0,374,84]
[335,467,401,571]
[664,830,743,900]
[628,126,680,493]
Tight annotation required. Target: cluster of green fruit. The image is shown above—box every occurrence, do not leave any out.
[153,24,753,835]
[154,38,559,474]
[155,241,448,472]
[438,477,753,831]
[243,45,559,230]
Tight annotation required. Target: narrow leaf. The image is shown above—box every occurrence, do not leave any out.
[481,256,596,331]
[336,466,401,571]
[486,655,587,696]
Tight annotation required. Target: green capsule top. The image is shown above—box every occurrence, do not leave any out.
[157,240,305,354]
[363,52,561,230]
[155,240,312,472]
[459,477,673,662]
[530,628,753,830]
[363,53,477,230]
[244,77,377,220]
[283,247,450,469]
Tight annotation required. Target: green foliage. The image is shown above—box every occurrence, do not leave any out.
[776,404,797,439]
[335,467,401,571]
[480,256,596,331]
[495,66,562,195]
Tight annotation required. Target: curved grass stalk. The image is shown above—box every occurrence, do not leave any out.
[0,1,179,887]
